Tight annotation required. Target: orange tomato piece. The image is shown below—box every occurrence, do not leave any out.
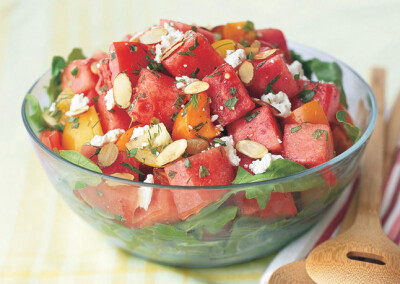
[285,100,329,126]
[172,92,220,140]
[115,123,144,151]
[223,21,257,45]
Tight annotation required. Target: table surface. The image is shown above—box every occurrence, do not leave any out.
[0,0,399,283]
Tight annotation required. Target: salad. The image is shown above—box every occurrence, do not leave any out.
[26,20,361,263]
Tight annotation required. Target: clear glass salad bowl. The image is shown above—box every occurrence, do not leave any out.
[21,41,377,267]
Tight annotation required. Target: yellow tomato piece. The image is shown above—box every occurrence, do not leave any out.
[212,39,237,58]
[62,106,103,151]
[223,21,257,46]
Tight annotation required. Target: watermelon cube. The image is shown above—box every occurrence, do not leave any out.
[256,28,292,63]
[247,54,300,98]
[291,80,340,122]
[203,63,255,126]
[96,93,131,132]
[227,106,283,154]
[162,31,225,79]
[283,123,334,167]
[95,56,113,96]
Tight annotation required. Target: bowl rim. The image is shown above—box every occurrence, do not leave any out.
[21,41,377,190]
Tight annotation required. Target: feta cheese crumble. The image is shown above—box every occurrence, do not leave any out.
[130,125,150,140]
[249,153,283,175]
[211,114,219,122]
[104,88,115,111]
[154,22,184,63]
[220,135,241,166]
[49,102,57,112]
[225,49,246,69]
[287,60,308,80]
[66,93,89,116]
[175,76,199,89]
[90,129,125,147]
[261,91,292,118]
[138,174,154,210]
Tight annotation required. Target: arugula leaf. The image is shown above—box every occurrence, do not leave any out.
[297,88,316,103]
[24,94,47,133]
[59,150,102,173]
[336,110,361,142]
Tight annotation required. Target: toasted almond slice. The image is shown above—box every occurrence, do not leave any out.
[106,172,135,187]
[251,98,281,115]
[139,27,168,45]
[238,61,255,86]
[161,40,184,61]
[66,105,89,117]
[113,73,132,109]
[98,143,119,167]
[186,138,209,155]
[254,49,277,60]
[236,43,245,49]
[42,110,59,127]
[244,47,260,56]
[184,81,210,95]
[155,139,187,167]
[91,61,99,75]
[250,40,261,49]
[236,140,269,159]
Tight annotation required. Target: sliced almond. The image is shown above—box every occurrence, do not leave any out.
[161,40,184,61]
[155,139,187,167]
[106,173,135,187]
[139,27,168,45]
[236,140,269,159]
[184,81,210,95]
[251,98,281,115]
[97,143,119,168]
[254,49,277,60]
[236,43,245,49]
[42,110,59,127]
[113,73,132,109]
[250,40,261,49]
[186,138,209,155]
[244,47,260,56]
[66,105,89,117]
[90,61,99,75]
[238,60,255,86]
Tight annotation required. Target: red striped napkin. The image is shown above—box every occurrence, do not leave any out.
[261,147,400,283]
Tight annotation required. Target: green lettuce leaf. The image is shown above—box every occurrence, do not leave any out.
[59,150,102,173]
[25,94,47,133]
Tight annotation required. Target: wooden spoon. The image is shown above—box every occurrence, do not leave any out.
[305,69,400,283]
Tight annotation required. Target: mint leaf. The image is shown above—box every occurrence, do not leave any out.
[336,110,361,142]
[59,150,102,173]
[24,94,47,133]
[297,88,316,103]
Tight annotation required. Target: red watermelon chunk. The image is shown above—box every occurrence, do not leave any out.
[128,69,184,130]
[160,19,215,43]
[256,28,292,63]
[234,191,297,219]
[165,147,235,186]
[95,56,113,96]
[109,42,150,87]
[79,182,138,228]
[203,64,255,126]
[247,54,301,98]
[283,123,334,167]
[96,92,131,132]
[227,106,283,154]
[291,80,340,122]
[237,152,255,174]
[133,189,179,228]
[162,31,225,79]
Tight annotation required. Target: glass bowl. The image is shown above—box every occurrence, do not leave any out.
[21,41,377,267]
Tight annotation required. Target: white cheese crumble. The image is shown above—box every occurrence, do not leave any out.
[249,153,283,175]
[138,174,154,211]
[140,142,149,149]
[216,124,224,131]
[219,106,224,110]
[261,91,292,118]
[49,102,57,112]
[66,93,89,116]
[104,88,115,111]
[130,125,150,140]
[90,129,125,147]
[287,60,308,80]
[154,22,184,63]
[211,114,219,122]
[220,135,241,166]
[175,76,199,89]
[225,49,246,69]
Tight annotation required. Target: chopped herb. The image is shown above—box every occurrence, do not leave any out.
[110,51,116,60]
[51,123,65,132]
[97,190,103,197]
[193,121,207,132]
[174,78,185,84]
[89,147,101,159]
[312,129,327,140]
[92,96,99,103]
[195,133,208,141]
[264,74,280,94]
[190,67,200,78]
[168,171,177,179]
[128,103,134,112]
[129,44,138,53]
[213,138,226,146]
[125,148,137,157]
[184,158,192,168]
[241,38,250,47]
[139,93,146,98]
[115,215,126,223]
[150,147,159,155]
[224,97,239,110]
[204,97,211,110]
[69,117,79,129]
[206,71,224,78]
[120,162,144,175]
[71,66,79,76]
[294,74,300,80]
[256,60,266,69]
[191,93,199,110]
[182,101,191,116]
[145,55,164,72]
[182,152,189,158]
[243,20,254,33]
[291,125,302,133]
[92,119,100,128]
[229,87,237,96]
[297,85,316,103]
[186,175,193,183]
[245,111,260,122]
[247,52,254,60]
[191,26,197,32]
[199,165,210,178]
[140,75,146,83]
[177,52,196,56]
[171,112,178,122]
[188,36,199,51]
[99,84,108,92]
[149,48,155,55]
[174,94,185,109]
